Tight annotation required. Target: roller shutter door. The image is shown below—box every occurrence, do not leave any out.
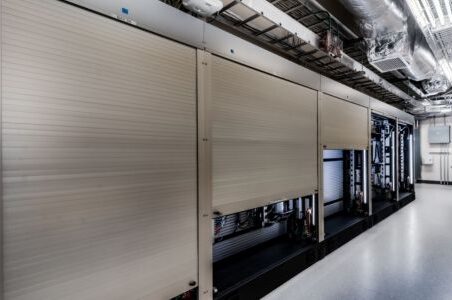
[320,94,369,150]
[2,0,197,299]
[210,56,318,215]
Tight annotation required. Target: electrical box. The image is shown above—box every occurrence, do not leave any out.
[428,126,451,144]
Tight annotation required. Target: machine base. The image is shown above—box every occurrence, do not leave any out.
[399,192,415,208]
[213,237,317,300]
[371,200,398,226]
[320,214,369,258]
[213,195,415,300]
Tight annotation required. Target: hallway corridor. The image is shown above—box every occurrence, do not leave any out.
[265,184,452,300]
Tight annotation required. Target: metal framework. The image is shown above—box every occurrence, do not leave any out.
[407,0,452,97]
[202,0,420,110]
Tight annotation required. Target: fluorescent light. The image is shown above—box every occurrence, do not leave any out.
[391,132,396,192]
[409,134,414,185]
[446,0,452,23]
[362,150,367,204]
[432,0,445,26]
[420,0,437,27]
[406,0,428,28]
[311,194,315,226]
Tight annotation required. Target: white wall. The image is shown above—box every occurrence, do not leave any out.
[419,116,452,182]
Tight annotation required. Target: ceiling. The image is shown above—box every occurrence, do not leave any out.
[166,0,452,117]
[406,0,452,114]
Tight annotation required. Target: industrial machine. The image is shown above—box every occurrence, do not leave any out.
[1,1,420,300]
[371,113,397,216]
[398,122,415,204]
[323,149,368,239]
[212,195,318,299]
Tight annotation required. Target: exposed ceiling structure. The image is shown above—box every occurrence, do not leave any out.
[405,0,452,115]
[166,0,452,117]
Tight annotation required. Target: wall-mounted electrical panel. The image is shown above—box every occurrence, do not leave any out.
[428,126,451,144]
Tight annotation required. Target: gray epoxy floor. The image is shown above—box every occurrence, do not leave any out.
[264,184,452,300]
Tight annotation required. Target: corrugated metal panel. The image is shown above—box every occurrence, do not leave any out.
[2,0,197,299]
[210,55,318,215]
[323,150,344,159]
[323,155,344,217]
[213,222,287,263]
[214,212,256,239]
[323,161,344,203]
[321,94,369,150]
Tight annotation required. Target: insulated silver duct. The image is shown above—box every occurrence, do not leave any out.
[422,75,451,96]
[404,17,438,81]
[339,0,437,81]
[337,0,406,39]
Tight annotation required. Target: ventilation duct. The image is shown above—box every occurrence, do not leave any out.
[339,0,437,81]
[430,99,451,106]
[422,75,451,96]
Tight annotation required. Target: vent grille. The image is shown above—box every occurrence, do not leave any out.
[370,57,410,73]
[434,26,452,55]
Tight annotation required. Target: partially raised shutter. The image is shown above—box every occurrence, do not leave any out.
[321,94,369,150]
[210,56,318,215]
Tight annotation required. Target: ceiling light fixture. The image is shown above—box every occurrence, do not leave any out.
[420,0,437,27]
[432,0,445,26]
[406,0,428,28]
[445,0,452,24]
